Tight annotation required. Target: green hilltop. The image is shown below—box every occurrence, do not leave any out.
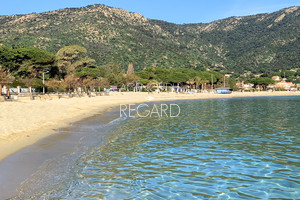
[0,4,299,73]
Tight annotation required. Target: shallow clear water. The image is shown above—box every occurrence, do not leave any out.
[19,97,300,199]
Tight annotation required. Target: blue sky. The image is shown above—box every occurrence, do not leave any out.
[1,0,299,24]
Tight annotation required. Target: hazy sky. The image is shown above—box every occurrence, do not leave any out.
[1,0,299,24]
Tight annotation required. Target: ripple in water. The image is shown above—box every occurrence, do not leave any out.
[19,97,300,199]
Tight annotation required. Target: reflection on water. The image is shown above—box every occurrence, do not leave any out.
[19,97,300,199]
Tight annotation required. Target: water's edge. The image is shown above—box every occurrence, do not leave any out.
[0,106,122,200]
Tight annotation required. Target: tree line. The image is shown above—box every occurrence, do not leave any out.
[2,44,293,93]
[0,45,124,92]
[0,45,229,93]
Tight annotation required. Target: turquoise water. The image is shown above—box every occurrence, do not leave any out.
[19,97,300,199]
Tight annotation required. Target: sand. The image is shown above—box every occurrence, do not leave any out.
[0,91,299,161]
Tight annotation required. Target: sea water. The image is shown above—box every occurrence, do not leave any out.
[15,96,300,199]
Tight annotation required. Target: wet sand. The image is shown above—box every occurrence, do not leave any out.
[0,108,120,199]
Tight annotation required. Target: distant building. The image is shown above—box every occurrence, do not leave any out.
[272,76,281,81]
[244,83,254,90]
[275,81,294,90]
[236,81,254,90]
[216,87,233,94]
[225,74,232,78]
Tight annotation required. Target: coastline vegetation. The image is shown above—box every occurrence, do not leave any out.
[0,44,299,93]
[0,45,224,93]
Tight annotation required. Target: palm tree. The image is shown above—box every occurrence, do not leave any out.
[194,76,208,92]
[186,79,195,90]
[0,66,15,96]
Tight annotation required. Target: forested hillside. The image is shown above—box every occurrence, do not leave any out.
[0,4,299,73]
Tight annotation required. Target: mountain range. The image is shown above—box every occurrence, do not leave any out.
[0,4,299,73]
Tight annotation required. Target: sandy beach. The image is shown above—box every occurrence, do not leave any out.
[0,91,299,161]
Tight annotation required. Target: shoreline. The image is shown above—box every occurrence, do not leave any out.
[1,91,300,161]
[0,108,121,200]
